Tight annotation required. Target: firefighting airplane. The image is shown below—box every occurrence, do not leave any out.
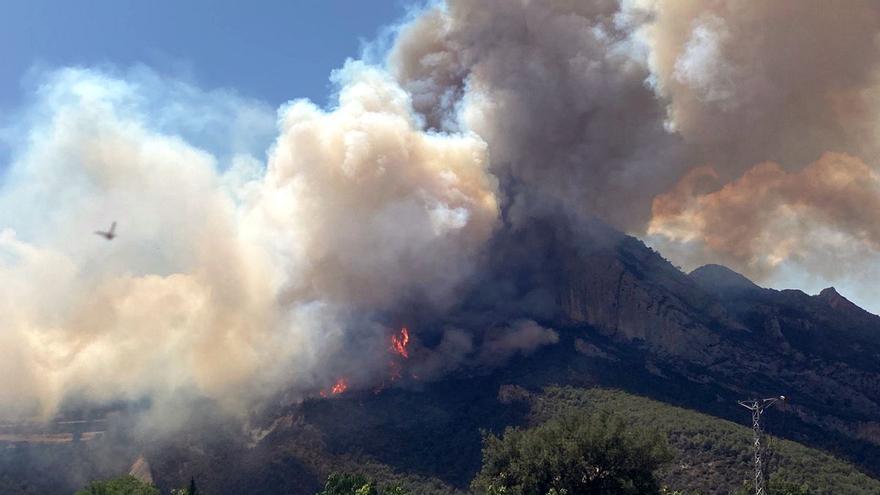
[94,221,117,240]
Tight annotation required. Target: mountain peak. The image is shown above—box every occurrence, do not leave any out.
[816,286,867,315]
[819,286,841,298]
[688,264,759,293]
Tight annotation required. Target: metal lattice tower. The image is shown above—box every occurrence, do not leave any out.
[738,396,786,495]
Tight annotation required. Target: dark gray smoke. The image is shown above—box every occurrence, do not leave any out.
[391,0,880,308]
[391,0,690,230]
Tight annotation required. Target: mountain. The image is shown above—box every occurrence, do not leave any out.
[4,220,880,494]
[142,221,880,493]
[141,382,880,495]
[556,228,880,466]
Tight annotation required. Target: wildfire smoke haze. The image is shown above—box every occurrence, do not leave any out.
[2,0,880,428]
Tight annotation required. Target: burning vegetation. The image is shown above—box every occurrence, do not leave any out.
[320,327,413,398]
[320,378,349,397]
[330,378,348,395]
[390,327,410,359]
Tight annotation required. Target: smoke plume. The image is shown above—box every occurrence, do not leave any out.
[5,0,880,424]
[638,0,880,299]
[643,0,880,169]
[390,0,688,229]
[0,64,499,422]
[649,152,880,279]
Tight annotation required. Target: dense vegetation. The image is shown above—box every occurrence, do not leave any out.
[472,411,672,494]
[74,475,159,495]
[528,387,880,495]
[308,394,835,495]
[16,383,880,494]
[291,384,880,494]
[316,472,410,495]
[73,475,198,495]
[733,479,813,495]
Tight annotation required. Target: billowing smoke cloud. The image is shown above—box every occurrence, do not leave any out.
[0,63,499,422]
[390,0,688,229]
[642,0,880,169]
[0,67,277,419]
[247,62,499,310]
[6,0,880,425]
[637,0,880,300]
[649,152,880,279]
[387,1,880,296]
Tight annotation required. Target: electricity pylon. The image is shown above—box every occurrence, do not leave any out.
[738,396,786,495]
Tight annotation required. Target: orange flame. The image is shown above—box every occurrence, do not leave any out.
[320,377,348,397]
[391,327,410,359]
[330,377,348,395]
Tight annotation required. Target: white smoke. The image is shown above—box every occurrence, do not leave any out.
[246,62,498,309]
[0,63,499,421]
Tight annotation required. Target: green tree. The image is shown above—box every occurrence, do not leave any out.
[768,480,813,495]
[170,477,199,495]
[471,411,673,495]
[318,473,377,495]
[74,475,160,495]
[316,473,410,495]
[735,478,814,495]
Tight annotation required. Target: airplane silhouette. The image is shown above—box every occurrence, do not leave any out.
[94,221,116,240]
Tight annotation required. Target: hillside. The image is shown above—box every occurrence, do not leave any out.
[130,319,880,495]
[5,222,880,494]
[528,386,880,494]
[144,378,880,494]
[545,221,880,473]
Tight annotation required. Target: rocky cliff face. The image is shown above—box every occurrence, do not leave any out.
[561,255,721,362]
[558,236,742,362]
[554,230,880,470]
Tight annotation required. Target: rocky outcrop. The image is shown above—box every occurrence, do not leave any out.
[562,257,718,361]
[816,287,880,331]
[689,264,761,294]
[553,229,880,462]
[558,238,734,363]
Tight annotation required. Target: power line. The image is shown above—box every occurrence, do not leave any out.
[738,395,786,495]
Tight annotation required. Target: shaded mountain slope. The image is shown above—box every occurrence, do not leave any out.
[149,366,880,494]
[544,225,880,473]
[144,317,880,494]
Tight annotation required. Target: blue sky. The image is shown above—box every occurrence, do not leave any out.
[0,0,412,111]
